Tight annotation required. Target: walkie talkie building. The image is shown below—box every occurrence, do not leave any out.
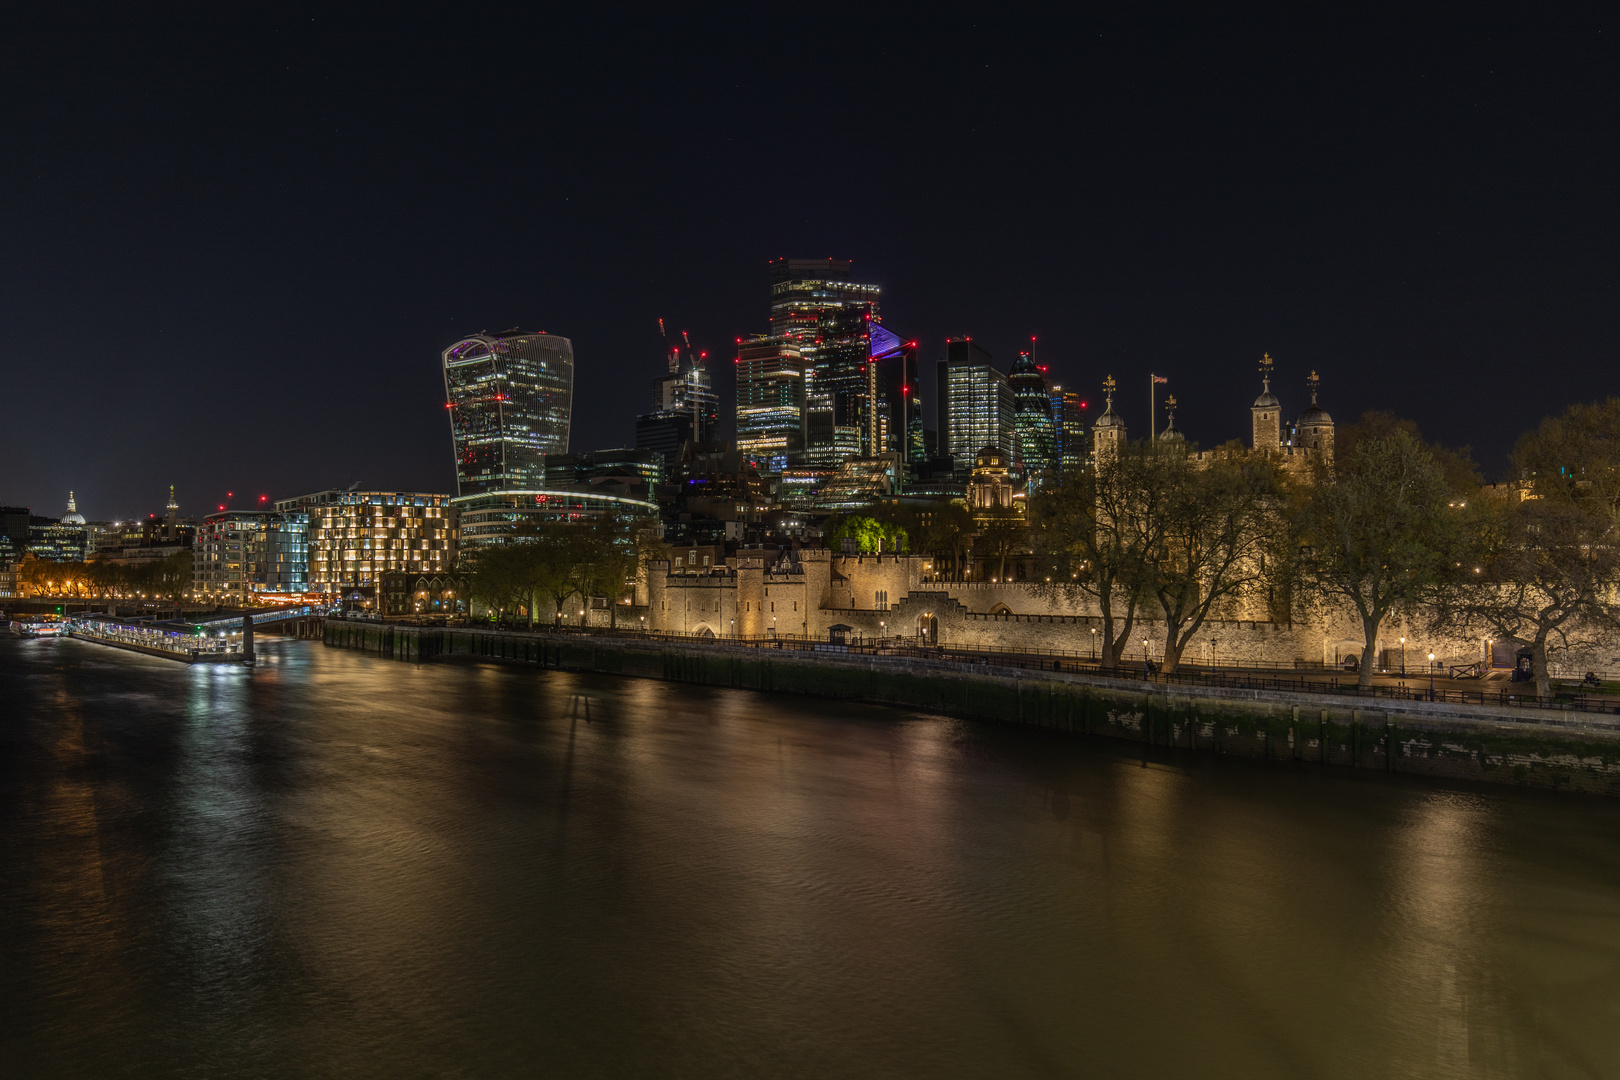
[442,331,574,495]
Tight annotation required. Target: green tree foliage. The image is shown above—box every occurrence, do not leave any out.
[1513,398,1620,525]
[578,513,647,629]
[1294,431,1461,689]
[825,514,909,555]
[467,516,654,628]
[1336,411,1482,494]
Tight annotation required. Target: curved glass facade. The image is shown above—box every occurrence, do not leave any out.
[442,332,574,494]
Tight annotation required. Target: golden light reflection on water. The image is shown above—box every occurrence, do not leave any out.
[6,637,1620,1078]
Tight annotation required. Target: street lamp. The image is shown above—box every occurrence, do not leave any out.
[1400,636,1406,676]
[1090,627,1096,659]
[1429,652,1436,700]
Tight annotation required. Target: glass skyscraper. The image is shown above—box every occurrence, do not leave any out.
[937,337,1018,472]
[442,331,574,495]
[734,335,806,477]
[766,259,881,457]
[1008,344,1058,479]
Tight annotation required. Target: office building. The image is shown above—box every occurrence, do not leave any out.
[636,329,717,475]
[452,489,658,552]
[651,331,719,444]
[936,338,1017,472]
[767,258,882,456]
[1050,387,1088,475]
[193,510,309,603]
[28,494,88,562]
[543,448,663,500]
[278,490,456,594]
[635,411,693,476]
[734,335,806,477]
[442,331,575,495]
[1008,345,1058,480]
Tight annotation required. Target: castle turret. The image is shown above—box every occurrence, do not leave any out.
[1092,375,1126,466]
[1251,353,1281,451]
[1296,369,1334,469]
[1157,394,1184,444]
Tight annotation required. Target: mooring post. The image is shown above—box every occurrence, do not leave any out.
[242,613,255,665]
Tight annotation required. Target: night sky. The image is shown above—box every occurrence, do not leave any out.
[3,8,1615,520]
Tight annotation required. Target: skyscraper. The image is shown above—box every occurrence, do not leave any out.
[767,259,881,457]
[650,326,718,443]
[637,326,718,475]
[442,331,574,495]
[937,337,1018,472]
[1008,342,1058,480]
[734,335,806,477]
[1050,386,1089,475]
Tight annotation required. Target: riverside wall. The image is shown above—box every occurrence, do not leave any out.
[323,620,1620,796]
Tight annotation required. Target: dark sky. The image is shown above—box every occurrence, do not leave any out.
[3,7,1616,519]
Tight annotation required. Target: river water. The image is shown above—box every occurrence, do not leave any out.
[3,636,1619,1078]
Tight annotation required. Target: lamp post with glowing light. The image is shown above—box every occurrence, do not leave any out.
[1429,652,1436,701]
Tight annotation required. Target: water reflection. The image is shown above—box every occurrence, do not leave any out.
[2,635,1620,1078]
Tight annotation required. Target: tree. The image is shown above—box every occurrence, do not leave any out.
[1030,442,1176,670]
[1449,401,1620,698]
[1513,398,1620,525]
[1146,450,1280,673]
[579,513,643,629]
[467,544,529,623]
[1294,431,1460,689]
[914,502,974,580]
[1455,498,1620,699]
[974,506,1026,582]
[825,514,909,554]
[530,520,589,626]
[1336,411,1483,495]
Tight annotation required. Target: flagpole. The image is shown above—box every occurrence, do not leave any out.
[1150,373,1156,440]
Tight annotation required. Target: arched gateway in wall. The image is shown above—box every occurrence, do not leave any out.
[917,613,938,644]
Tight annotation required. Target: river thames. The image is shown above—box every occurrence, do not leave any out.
[3,635,1619,1078]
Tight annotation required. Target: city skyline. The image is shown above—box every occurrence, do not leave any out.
[4,13,1616,516]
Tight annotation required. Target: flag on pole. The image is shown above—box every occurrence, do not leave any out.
[1151,375,1168,384]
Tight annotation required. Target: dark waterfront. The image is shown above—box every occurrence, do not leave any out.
[3,638,1620,1078]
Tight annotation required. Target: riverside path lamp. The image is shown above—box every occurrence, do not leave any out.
[1400,637,1406,676]
[1429,652,1436,701]
[1090,627,1096,659]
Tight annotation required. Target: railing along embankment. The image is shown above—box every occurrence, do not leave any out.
[322,620,1620,795]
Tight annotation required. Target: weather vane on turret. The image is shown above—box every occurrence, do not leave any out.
[1103,374,1116,405]
[1165,394,1177,424]
[1307,369,1320,405]
[1259,352,1274,393]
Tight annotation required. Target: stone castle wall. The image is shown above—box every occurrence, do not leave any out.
[640,550,1620,675]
